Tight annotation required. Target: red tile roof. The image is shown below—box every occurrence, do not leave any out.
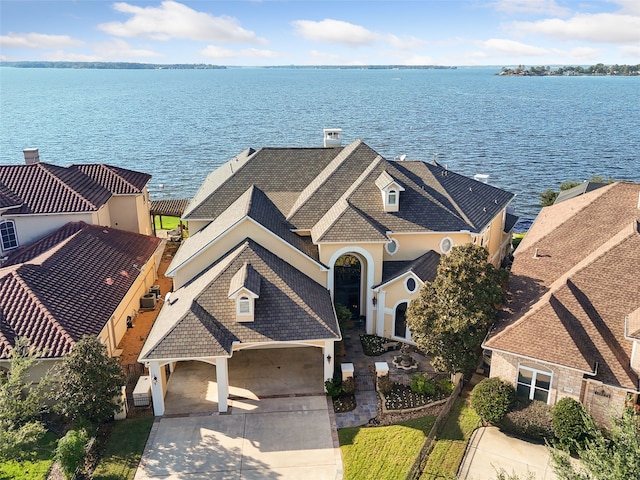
[0,222,161,359]
[0,162,150,215]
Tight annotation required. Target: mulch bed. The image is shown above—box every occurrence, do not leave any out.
[360,334,394,356]
[333,394,357,413]
[383,383,447,411]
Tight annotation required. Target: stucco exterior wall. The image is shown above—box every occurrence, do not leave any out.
[385,232,472,261]
[108,192,152,235]
[0,359,61,385]
[377,274,420,341]
[10,212,96,247]
[173,218,326,290]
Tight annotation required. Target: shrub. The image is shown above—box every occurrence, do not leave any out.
[410,373,436,396]
[437,377,455,395]
[325,379,341,398]
[471,377,516,424]
[56,428,88,480]
[552,397,592,450]
[377,375,393,395]
[341,377,356,395]
[500,399,554,441]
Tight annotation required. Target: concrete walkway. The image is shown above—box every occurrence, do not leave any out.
[135,396,342,480]
[458,427,559,480]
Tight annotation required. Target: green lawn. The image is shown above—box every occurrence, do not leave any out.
[0,432,57,480]
[92,417,154,480]
[339,415,436,480]
[154,215,181,231]
[420,397,480,480]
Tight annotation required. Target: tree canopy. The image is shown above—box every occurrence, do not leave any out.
[406,244,506,374]
[539,175,614,207]
[0,337,48,460]
[52,336,126,425]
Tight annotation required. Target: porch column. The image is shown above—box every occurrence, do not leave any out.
[323,341,334,383]
[148,362,166,416]
[216,357,229,413]
[375,290,386,337]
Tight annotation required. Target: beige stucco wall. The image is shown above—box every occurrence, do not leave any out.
[99,243,162,357]
[186,220,209,234]
[10,212,96,247]
[385,232,472,262]
[108,192,152,236]
[0,358,61,385]
[377,274,420,341]
[173,218,327,290]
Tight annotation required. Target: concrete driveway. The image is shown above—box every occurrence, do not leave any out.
[135,396,342,480]
[458,427,559,480]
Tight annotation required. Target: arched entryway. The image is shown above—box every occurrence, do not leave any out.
[334,254,363,320]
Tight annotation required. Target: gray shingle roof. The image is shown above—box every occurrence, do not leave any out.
[377,250,441,288]
[139,239,340,361]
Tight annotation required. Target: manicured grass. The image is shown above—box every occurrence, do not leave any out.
[339,415,436,480]
[154,215,181,231]
[92,417,154,480]
[0,432,57,480]
[420,397,480,480]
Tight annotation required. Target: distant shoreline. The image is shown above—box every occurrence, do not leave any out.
[498,64,639,76]
[0,61,459,70]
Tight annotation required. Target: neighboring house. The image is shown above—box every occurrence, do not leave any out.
[139,131,516,415]
[0,148,153,258]
[0,222,163,379]
[553,181,607,204]
[484,182,640,425]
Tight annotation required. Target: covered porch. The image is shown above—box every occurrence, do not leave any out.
[147,344,333,416]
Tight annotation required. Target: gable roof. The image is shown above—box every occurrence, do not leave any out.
[0,162,150,216]
[0,222,161,359]
[139,239,340,361]
[376,250,441,289]
[182,140,515,242]
[485,182,640,390]
[554,181,608,204]
[167,185,320,277]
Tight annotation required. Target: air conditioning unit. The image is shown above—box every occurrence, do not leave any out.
[133,376,151,407]
[149,285,161,298]
[140,293,157,309]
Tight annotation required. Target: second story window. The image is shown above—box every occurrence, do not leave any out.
[238,296,251,315]
[0,220,18,251]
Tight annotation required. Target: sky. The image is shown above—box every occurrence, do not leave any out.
[1,0,639,66]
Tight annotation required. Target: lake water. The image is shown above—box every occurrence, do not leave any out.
[1,66,638,230]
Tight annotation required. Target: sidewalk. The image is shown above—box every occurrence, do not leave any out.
[458,427,559,480]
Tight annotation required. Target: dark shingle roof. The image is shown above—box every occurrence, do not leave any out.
[0,222,161,359]
[140,239,340,361]
[554,181,607,204]
[150,199,190,217]
[378,250,441,287]
[0,162,150,215]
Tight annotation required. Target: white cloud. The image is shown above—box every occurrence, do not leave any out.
[614,0,640,16]
[98,1,266,44]
[0,32,83,49]
[620,44,640,56]
[481,38,549,56]
[490,0,571,16]
[511,13,640,43]
[43,50,101,62]
[386,34,426,50]
[564,46,603,60]
[94,38,163,58]
[201,45,279,59]
[292,19,379,46]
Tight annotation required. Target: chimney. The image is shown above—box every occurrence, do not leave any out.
[23,148,40,165]
[323,128,342,147]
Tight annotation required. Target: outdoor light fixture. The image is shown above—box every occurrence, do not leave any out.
[326,354,332,364]
[372,296,377,306]
[152,375,157,385]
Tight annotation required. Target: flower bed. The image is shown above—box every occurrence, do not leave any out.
[360,334,393,356]
[333,394,357,413]
[382,379,451,411]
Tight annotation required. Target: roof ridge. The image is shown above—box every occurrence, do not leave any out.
[40,163,103,211]
[486,221,639,348]
[99,164,142,193]
[287,140,363,219]
[425,164,476,229]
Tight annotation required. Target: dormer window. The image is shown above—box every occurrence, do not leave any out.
[375,170,405,213]
[228,263,260,322]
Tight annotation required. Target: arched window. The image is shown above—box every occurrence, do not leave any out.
[388,189,398,206]
[0,220,18,251]
[394,302,410,339]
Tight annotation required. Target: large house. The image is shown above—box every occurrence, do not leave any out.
[484,182,640,425]
[0,222,163,377]
[0,148,153,258]
[139,131,516,415]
